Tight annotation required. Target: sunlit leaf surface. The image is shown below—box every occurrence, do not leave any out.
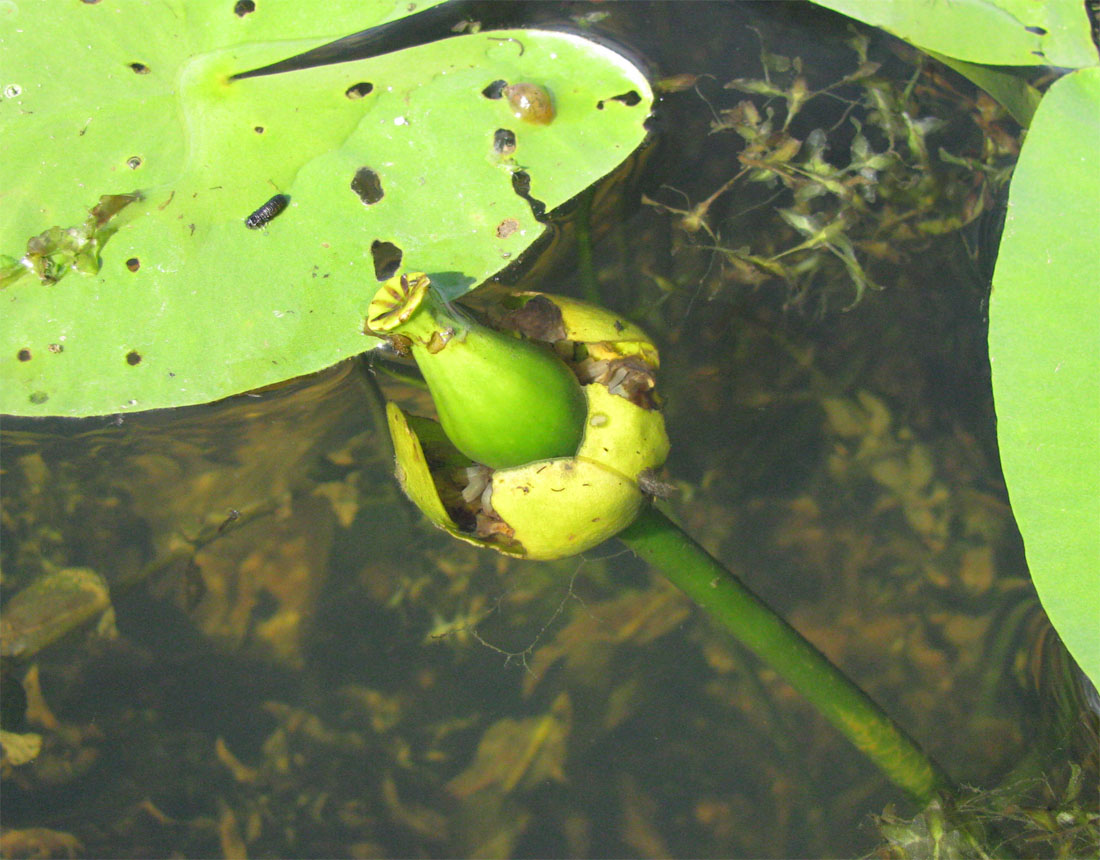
[989,67,1100,688]
[0,0,652,416]
[807,0,1098,68]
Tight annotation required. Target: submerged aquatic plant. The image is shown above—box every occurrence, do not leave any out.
[645,31,1019,311]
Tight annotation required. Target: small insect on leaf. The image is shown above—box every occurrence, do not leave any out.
[245,194,290,229]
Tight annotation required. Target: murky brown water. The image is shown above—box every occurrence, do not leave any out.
[2,3,1096,858]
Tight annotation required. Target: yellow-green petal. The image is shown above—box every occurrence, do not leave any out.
[491,458,644,560]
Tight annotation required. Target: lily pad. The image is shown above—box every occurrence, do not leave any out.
[807,0,1098,68]
[989,67,1100,688]
[0,1,653,416]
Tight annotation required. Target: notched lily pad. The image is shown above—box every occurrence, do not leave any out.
[0,1,653,416]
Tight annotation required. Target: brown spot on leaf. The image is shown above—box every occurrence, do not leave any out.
[495,218,519,239]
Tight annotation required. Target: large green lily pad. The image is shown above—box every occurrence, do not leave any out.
[807,0,1098,68]
[0,1,652,416]
[989,67,1100,688]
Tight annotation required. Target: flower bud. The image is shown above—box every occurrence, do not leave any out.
[377,284,671,561]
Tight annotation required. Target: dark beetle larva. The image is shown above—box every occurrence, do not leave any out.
[245,193,290,229]
[503,83,555,125]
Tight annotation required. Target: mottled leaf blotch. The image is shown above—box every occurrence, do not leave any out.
[245,193,290,229]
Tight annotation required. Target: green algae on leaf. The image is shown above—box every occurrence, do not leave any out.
[0,1,652,416]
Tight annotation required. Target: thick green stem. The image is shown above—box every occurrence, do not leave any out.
[619,504,954,804]
[575,185,600,303]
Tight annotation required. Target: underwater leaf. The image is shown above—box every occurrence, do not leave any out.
[446,692,572,799]
[926,52,1040,127]
[0,1,653,416]
[806,0,1098,68]
[928,52,1038,128]
[988,67,1100,688]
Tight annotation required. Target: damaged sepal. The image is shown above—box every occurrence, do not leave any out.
[385,288,671,561]
[387,402,525,557]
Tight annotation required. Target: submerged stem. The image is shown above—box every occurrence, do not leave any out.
[618,504,954,804]
[575,186,600,304]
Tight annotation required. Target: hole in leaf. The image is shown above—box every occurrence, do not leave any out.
[254,126,264,134]
[351,168,384,205]
[126,257,140,272]
[234,0,255,15]
[493,128,517,155]
[126,156,142,169]
[129,62,151,74]
[29,392,48,405]
[126,350,142,366]
[370,241,403,280]
[1024,25,1048,35]
[345,82,374,99]
[81,0,100,4]
[482,79,507,99]
[596,90,641,110]
[511,171,547,222]
[17,348,31,362]
[512,170,531,196]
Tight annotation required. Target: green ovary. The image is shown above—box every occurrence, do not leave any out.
[367,273,586,469]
